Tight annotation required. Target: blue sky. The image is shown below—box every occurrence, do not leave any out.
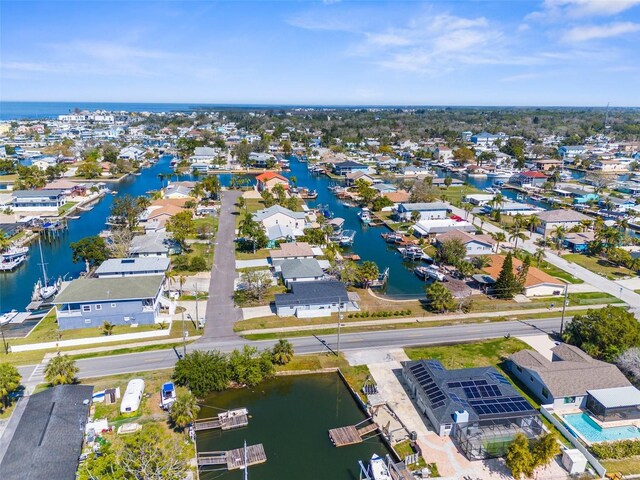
[1,0,639,106]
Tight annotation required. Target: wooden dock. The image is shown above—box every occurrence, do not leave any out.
[197,444,266,470]
[194,408,249,432]
[329,420,379,447]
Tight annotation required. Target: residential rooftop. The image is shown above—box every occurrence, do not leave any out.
[54,275,164,303]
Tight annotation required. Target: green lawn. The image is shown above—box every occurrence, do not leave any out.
[170,242,214,274]
[538,261,584,284]
[404,337,529,368]
[602,457,640,476]
[563,253,635,280]
[190,216,218,239]
[235,248,271,260]
[439,185,484,206]
[58,201,79,215]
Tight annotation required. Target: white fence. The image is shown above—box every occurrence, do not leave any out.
[10,322,172,352]
[540,405,606,478]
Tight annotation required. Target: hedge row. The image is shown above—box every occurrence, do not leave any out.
[589,439,640,459]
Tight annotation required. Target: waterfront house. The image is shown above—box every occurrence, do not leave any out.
[413,219,475,238]
[463,194,495,206]
[558,145,585,158]
[118,146,145,161]
[94,257,170,278]
[483,254,566,297]
[563,231,595,253]
[129,231,176,257]
[432,177,464,187]
[191,146,218,163]
[507,344,632,412]
[274,280,359,318]
[278,258,325,287]
[535,209,591,235]
[141,204,184,231]
[333,160,369,176]
[0,385,94,480]
[435,230,495,256]
[371,183,397,194]
[12,189,66,212]
[534,159,563,171]
[591,159,628,172]
[511,171,548,188]
[0,174,16,192]
[600,196,636,212]
[255,171,290,193]
[253,205,306,231]
[163,182,195,199]
[482,202,542,216]
[345,171,375,186]
[269,242,316,262]
[54,275,167,330]
[30,156,58,171]
[402,359,542,459]
[394,202,449,221]
[249,152,274,168]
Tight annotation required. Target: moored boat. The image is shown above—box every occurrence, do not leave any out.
[370,454,392,480]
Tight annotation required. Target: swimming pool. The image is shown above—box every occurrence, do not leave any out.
[562,413,640,443]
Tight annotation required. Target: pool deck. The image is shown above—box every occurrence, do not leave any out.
[560,411,640,445]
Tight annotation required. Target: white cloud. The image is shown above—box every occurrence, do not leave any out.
[563,21,640,41]
[529,0,640,20]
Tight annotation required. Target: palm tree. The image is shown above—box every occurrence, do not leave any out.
[491,231,506,253]
[463,203,473,221]
[509,231,528,252]
[0,363,21,411]
[616,217,629,233]
[0,232,11,253]
[579,219,593,232]
[272,339,294,365]
[552,225,566,252]
[534,247,546,266]
[170,392,200,429]
[102,321,114,336]
[411,210,421,223]
[178,275,187,296]
[472,255,491,269]
[44,355,79,386]
[527,216,542,235]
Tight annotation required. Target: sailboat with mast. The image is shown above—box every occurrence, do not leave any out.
[32,237,59,301]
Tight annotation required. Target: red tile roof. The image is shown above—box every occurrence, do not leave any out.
[256,171,289,182]
[520,171,548,178]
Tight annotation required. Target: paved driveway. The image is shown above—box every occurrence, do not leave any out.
[201,189,243,340]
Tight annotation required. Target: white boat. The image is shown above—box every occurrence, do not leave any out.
[425,265,446,282]
[370,454,392,480]
[0,310,18,326]
[160,382,177,410]
[358,207,372,224]
[1,245,29,261]
[488,170,515,179]
[0,255,26,271]
[33,238,59,301]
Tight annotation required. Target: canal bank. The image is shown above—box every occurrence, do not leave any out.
[196,372,392,480]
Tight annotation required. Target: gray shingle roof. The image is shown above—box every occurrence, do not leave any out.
[95,257,170,276]
[280,259,324,280]
[130,231,170,254]
[54,275,164,303]
[0,385,93,480]
[536,209,591,223]
[508,344,630,398]
[253,205,306,222]
[275,280,348,308]
[400,202,449,212]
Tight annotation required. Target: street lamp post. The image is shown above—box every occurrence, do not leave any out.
[195,282,199,330]
[181,309,187,358]
[559,286,569,338]
[337,297,342,356]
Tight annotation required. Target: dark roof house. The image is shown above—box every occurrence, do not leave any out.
[0,385,94,480]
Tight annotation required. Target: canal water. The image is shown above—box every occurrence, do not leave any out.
[197,373,392,480]
[0,155,177,312]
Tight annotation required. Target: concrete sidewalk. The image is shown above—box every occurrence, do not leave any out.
[237,303,611,335]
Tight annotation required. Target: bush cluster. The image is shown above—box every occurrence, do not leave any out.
[172,254,208,272]
[590,439,640,459]
[348,309,412,318]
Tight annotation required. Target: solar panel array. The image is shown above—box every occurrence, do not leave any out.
[469,397,534,416]
[425,360,444,372]
[463,384,502,399]
[447,379,488,388]
[410,363,447,409]
[449,392,470,409]
[487,371,511,385]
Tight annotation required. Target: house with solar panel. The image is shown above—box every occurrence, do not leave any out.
[402,359,543,460]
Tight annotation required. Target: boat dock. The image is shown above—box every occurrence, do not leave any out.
[329,419,379,447]
[194,408,249,431]
[358,455,416,480]
[197,443,266,470]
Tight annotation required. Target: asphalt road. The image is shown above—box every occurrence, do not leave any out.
[202,189,243,340]
[16,317,562,381]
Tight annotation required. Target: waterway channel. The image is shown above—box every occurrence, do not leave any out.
[196,373,392,480]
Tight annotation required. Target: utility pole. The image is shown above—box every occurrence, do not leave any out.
[181,309,187,358]
[559,286,569,338]
[195,282,199,330]
[337,296,342,356]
